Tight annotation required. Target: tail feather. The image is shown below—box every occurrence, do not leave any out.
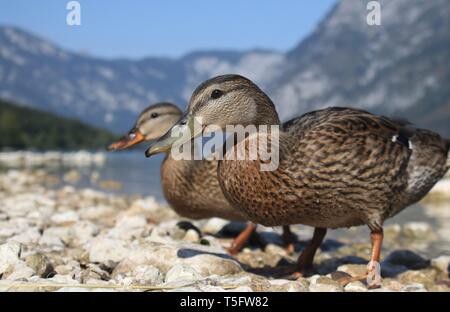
[447,151,450,169]
[447,140,450,169]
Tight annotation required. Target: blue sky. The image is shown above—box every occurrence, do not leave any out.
[0,0,336,59]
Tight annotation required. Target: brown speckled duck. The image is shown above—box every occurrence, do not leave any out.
[146,75,450,287]
[107,102,296,254]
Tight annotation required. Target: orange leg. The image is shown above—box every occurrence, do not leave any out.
[338,229,383,289]
[281,226,296,255]
[227,223,257,255]
[296,227,327,274]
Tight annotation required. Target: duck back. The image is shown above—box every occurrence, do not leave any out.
[218,107,413,231]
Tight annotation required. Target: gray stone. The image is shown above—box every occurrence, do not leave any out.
[403,222,434,240]
[202,218,229,234]
[182,229,200,243]
[382,279,404,291]
[38,230,66,251]
[309,275,344,292]
[337,264,367,277]
[4,261,35,280]
[88,237,129,264]
[69,221,99,246]
[344,281,367,292]
[431,255,450,275]
[401,283,428,292]
[25,253,54,278]
[397,269,437,288]
[380,263,408,278]
[81,264,109,281]
[124,242,242,277]
[8,228,41,245]
[165,264,201,284]
[382,250,429,270]
[268,279,308,292]
[133,265,164,285]
[0,242,21,274]
[50,211,79,225]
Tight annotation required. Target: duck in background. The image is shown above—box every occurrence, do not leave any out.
[146,75,450,288]
[107,102,296,254]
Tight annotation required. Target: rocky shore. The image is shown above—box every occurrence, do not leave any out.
[0,169,449,292]
[0,151,106,167]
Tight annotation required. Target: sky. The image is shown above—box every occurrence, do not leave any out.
[0,0,336,59]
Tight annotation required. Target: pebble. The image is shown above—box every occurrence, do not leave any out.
[132,265,164,285]
[165,264,201,284]
[182,229,200,242]
[382,250,429,270]
[50,211,79,225]
[202,218,229,234]
[337,264,367,277]
[382,279,405,291]
[38,231,65,251]
[88,237,129,264]
[0,242,21,275]
[403,222,434,239]
[384,224,402,239]
[69,221,99,246]
[431,255,450,274]
[344,281,368,292]
[309,275,344,292]
[63,170,81,184]
[25,253,54,278]
[8,228,42,245]
[398,269,437,288]
[4,261,35,280]
[268,279,308,292]
[80,264,110,282]
[401,283,428,292]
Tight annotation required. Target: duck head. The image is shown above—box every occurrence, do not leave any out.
[146,74,280,157]
[107,102,182,151]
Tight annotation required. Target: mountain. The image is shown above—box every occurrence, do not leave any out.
[1,0,449,136]
[0,98,115,150]
[0,26,282,132]
[270,0,450,135]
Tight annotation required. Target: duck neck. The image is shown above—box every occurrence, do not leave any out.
[252,94,281,127]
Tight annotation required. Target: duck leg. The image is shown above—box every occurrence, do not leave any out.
[296,227,327,275]
[338,229,383,289]
[273,227,326,278]
[227,223,257,255]
[281,226,296,255]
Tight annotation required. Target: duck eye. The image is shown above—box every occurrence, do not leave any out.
[151,112,158,118]
[211,89,223,99]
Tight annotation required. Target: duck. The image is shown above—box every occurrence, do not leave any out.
[146,75,450,287]
[107,101,296,254]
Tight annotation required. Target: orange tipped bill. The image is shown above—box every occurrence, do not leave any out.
[107,129,145,151]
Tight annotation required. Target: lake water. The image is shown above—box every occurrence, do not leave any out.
[5,150,167,201]
[82,150,167,201]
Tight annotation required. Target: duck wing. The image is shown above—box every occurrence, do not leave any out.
[281,107,414,230]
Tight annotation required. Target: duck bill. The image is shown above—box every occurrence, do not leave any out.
[145,113,203,157]
[107,130,145,151]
